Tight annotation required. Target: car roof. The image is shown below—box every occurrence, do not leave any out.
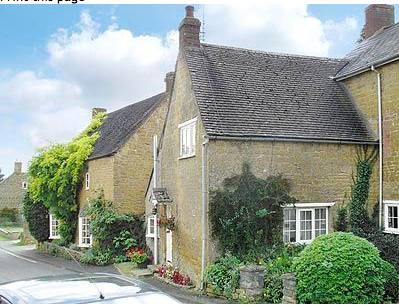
[0,273,177,304]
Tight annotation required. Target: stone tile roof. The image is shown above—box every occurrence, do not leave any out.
[184,43,375,143]
[89,92,166,160]
[336,23,399,79]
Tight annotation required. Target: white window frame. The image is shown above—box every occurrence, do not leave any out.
[283,203,333,244]
[22,181,27,189]
[49,214,60,239]
[146,216,156,238]
[85,173,90,190]
[78,216,92,247]
[384,200,399,234]
[178,117,197,159]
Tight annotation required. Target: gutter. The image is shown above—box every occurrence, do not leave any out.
[207,135,378,145]
[371,66,384,229]
[334,55,399,81]
[200,135,209,291]
[153,134,159,265]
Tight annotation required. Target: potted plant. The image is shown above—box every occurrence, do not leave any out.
[126,247,152,269]
[157,215,176,230]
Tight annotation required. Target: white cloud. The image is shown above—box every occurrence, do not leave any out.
[202,4,359,58]
[23,107,91,148]
[47,10,178,111]
[0,71,82,113]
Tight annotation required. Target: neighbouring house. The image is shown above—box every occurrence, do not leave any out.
[146,4,399,287]
[48,74,172,246]
[335,4,399,235]
[0,161,28,219]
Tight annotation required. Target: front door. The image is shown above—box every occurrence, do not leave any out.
[165,208,173,263]
[166,229,172,263]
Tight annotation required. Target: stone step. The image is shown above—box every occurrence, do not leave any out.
[147,264,157,273]
[130,268,153,278]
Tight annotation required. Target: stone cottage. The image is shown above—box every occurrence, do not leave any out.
[48,75,172,245]
[146,4,399,287]
[0,161,28,217]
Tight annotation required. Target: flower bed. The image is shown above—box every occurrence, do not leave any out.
[154,264,193,288]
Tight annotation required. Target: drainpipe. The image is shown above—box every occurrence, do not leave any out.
[153,134,159,265]
[371,66,383,229]
[200,135,209,290]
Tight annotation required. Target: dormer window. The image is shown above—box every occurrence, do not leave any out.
[22,181,27,189]
[179,117,197,158]
[85,173,90,190]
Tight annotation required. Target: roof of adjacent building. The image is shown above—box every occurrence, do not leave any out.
[336,22,399,79]
[89,92,166,160]
[184,43,376,143]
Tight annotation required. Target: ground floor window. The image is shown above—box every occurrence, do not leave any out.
[283,203,333,243]
[146,216,156,238]
[49,214,60,239]
[384,200,399,234]
[79,217,92,247]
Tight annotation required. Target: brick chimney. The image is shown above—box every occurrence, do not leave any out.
[92,108,107,119]
[14,161,22,174]
[164,72,175,93]
[365,4,395,39]
[179,5,201,51]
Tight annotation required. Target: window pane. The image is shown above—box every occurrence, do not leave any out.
[283,209,296,243]
[300,210,312,241]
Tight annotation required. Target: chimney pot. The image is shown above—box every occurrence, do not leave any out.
[14,161,22,174]
[185,5,194,17]
[179,5,201,51]
[164,72,175,93]
[364,4,395,39]
[92,108,107,119]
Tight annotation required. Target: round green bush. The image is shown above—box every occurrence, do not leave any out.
[293,232,388,304]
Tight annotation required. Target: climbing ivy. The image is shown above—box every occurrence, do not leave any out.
[348,145,377,236]
[27,112,106,245]
[209,163,296,259]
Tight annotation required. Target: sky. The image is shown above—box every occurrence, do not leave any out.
[0,3,398,176]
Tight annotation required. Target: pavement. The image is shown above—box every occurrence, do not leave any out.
[0,239,229,304]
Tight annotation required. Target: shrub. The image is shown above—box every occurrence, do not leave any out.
[380,260,399,303]
[205,253,241,298]
[23,193,49,242]
[293,232,387,304]
[87,192,147,258]
[260,244,305,303]
[365,230,399,271]
[209,163,295,258]
[126,247,152,264]
[79,245,113,266]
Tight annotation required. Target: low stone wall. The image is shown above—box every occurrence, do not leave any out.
[239,265,265,300]
[37,241,84,261]
[0,228,21,240]
[282,273,297,304]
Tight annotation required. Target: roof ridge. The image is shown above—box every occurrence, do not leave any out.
[201,42,344,62]
[107,92,165,116]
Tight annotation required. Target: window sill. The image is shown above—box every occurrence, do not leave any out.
[77,244,92,248]
[178,154,196,160]
[49,236,60,240]
[383,229,399,235]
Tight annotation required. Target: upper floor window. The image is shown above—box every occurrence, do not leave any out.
[283,203,333,244]
[178,117,197,158]
[85,173,90,190]
[22,181,27,189]
[384,200,399,234]
[49,214,60,239]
